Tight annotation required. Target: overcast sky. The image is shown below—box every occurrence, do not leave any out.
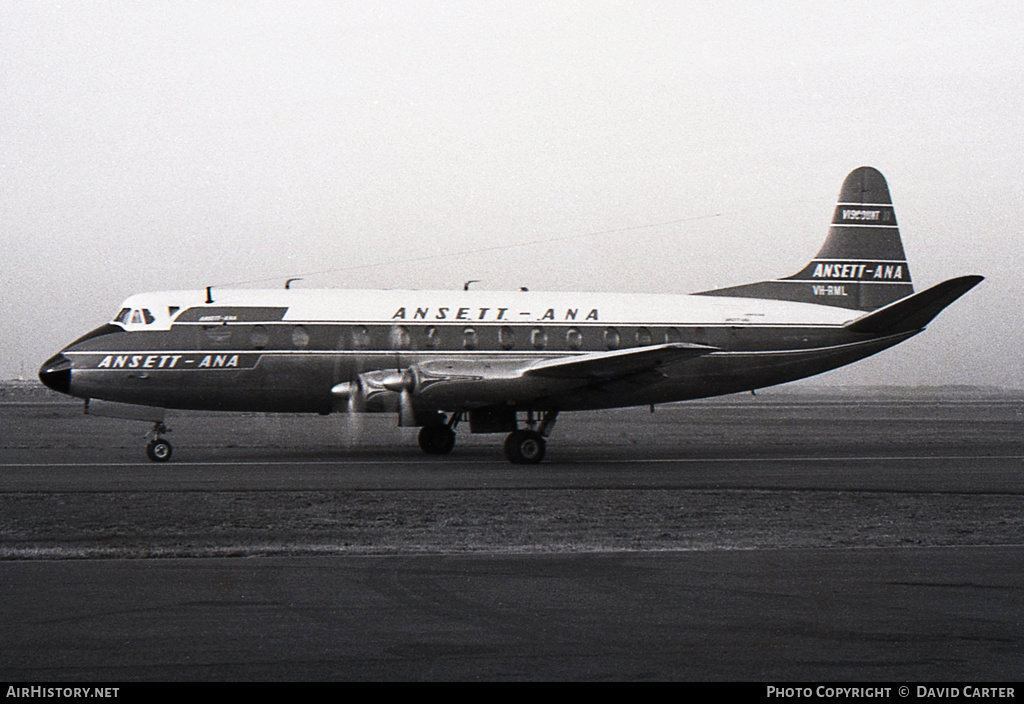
[2,1,1021,388]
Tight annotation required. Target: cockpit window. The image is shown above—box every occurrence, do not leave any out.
[118,308,157,326]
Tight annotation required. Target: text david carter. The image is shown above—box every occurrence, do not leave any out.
[767,687,1015,698]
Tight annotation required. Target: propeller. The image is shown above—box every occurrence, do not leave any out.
[332,367,420,429]
[379,369,418,427]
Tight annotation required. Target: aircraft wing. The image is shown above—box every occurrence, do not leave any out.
[524,342,717,380]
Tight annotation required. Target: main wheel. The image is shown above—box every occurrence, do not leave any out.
[418,425,456,455]
[146,438,173,462]
[503,430,546,464]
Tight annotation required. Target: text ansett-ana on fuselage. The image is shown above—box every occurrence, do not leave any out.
[39,167,983,464]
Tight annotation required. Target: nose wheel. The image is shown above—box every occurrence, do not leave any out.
[145,422,173,462]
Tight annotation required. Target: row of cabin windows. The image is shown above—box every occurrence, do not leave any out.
[210,324,695,351]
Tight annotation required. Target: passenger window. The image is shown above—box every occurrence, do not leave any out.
[389,325,411,350]
[250,325,270,349]
[423,327,441,350]
[463,327,478,351]
[604,327,621,350]
[292,325,310,349]
[350,326,371,350]
[636,327,652,346]
[531,327,547,350]
[498,326,516,350]
[665,327,681,344]
[566,327,583,350]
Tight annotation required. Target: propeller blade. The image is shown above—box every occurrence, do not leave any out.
[345,398,363,448]
[332,380,367,447]
[398,387,416,427]
[331,381,366,413]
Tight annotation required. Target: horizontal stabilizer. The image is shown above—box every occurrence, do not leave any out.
[844,275,983,335]
[526,342,717,380]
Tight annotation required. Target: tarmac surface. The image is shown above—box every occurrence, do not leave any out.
[1,387,1022,680]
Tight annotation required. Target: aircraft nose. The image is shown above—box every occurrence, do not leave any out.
[39,353,72,395]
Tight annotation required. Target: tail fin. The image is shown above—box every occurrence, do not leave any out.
[696,166,914,311]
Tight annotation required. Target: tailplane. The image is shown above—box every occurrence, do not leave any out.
[844,275,983,335]
[696,166,914,311]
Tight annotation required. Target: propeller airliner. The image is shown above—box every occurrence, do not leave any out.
[39,167,982,463]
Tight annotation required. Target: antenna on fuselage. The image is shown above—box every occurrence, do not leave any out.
[205,286,214,304]
[286,278,303,290]
[463,280,480,291]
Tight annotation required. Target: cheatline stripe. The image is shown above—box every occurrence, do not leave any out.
[61,334,915,363]
[811,258,909,263]
[780,279,911,285]
[828,223,900,229]
[156,321,851,329]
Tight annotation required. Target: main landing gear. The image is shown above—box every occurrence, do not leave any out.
[417,414,459,455]
[503,410,558,465]
[417,410,558,464]
[503,429,546,464]
[145,421,172,462]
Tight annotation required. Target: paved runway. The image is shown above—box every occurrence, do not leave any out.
[2,547,1021,681]
[1,392,1022,680]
